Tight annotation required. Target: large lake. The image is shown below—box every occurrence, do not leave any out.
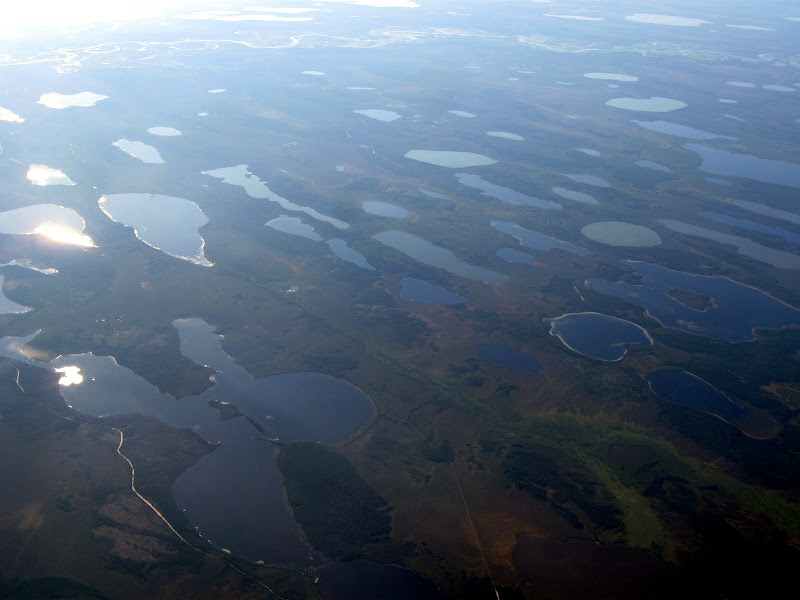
[545,312,653,361]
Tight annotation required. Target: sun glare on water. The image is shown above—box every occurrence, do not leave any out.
[33,223,95,247]
[55,366,83,386]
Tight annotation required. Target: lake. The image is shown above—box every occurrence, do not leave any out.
[648,370,746,422]
[544,312,653,361]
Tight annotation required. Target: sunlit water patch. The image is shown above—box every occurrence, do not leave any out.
[399,277,467,304]
[487,131,524,141]
[362,201,409,218]
[301,70,325,76]
[561,173,611,188]
[448,110,476,118]
[208,88,226,93]
[374,230,507,284]
[327,239,375,270]
[492,221,589,255]
[0,204,94,247]
[354,109,402,122]
[0,107,24,122]
[478,344,541,374]
[544,13,604,21]
[584,73,638,82]
[112,139,164,164]
[727,81,756,88]
[0,259,57,275]
[0,275,32,314]
[684,144,800,188]
[405,150,497,168]
[545,312,652,361]
[625,14,710,26]
[733,200,800,226]
[718,99,737,104]
[726,24,775,31]
[99,194,212,266]
[763,85,796,92]
[585,260,800,341]
[636,160,671,173]
[606,97,687,112]
[26,164,75,186]
[266,215,321,241]
[203,165,348,229]
[551,187,598,205]
[456,173,561,210]
[582,221,661,247]
[148,126,182,136]
[419,188,447,200]
[649,370,746,422]
[633,120,735,140]
[37,91,107,109]
[576,148,600,157]
[658,219,800,269]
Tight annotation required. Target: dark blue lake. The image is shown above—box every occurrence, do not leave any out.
[545,312,653,361]
[648,370,746,422]
[399,277,468,304]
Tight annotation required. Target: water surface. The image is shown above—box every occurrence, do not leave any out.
[405,150,497,168]
[354,109,402,122]
[112,139,164,163]
[456,173,561,210]
[632,120,735,140]
[266,215,322,241]
[684,143,800,188]
[399,277,467,304]
[625,13,710,26]
[648,370,745,422]
[0,259,57,275]
[551,187,598,205]
[581,221,661,247]
[374,230,507,284]
[203,165,349,229]
[448,110,476,118]
[26,164,75,186]
[733,200,800,225]
[0,275,32,314]
[327,239,375,270]
[362,201,409,218]
[636,160,671,173]
[99,193,212,266]
[37,91,107,109]
[148,126,182,136]
[0,106,23,122]
[658,219,800,269]
[561,174,611,187]
[545,312,653,361]
[585,260,800,341]
[487,131,524,141]
[698,211,800,245]
[606,97,687,112]
[492,221,589,255]
[0,204,94,247]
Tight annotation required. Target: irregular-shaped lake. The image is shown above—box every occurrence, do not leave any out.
[625,13,710,26]
[492,221,589,255]
[487,131,524,141]
[585,260,800,341]
[684,143,800,188]
[0,107,24,122]
[203,165,349,229]
[552,187,599,205]
[658,219,800,269]
[362,201,409,218]
[584,73,638,82]
[581,221,661,247]
[354,109,402,121]
[37,91,108,109]
[456,173,561,210]
[648,370,746,422]
[266,215,322,241]
[0,204,95,247]
[561,174,611,187]
[99,194,212,266]
[112,139,164,164]
[0,275,32,314]
[606,97,687,112]
[545,312,653,361]
[148,126,182,136]
[636,160,671,173]
[698,211,800,245]
[478,344,541,374]
[374,230,507,284]
[405,150,497,168]
[399,277,467,304]
[448,110,476,118]
[632,120,735,140]
[327,239,375,270]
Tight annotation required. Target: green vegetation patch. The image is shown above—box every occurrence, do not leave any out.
[276,442,392,558]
